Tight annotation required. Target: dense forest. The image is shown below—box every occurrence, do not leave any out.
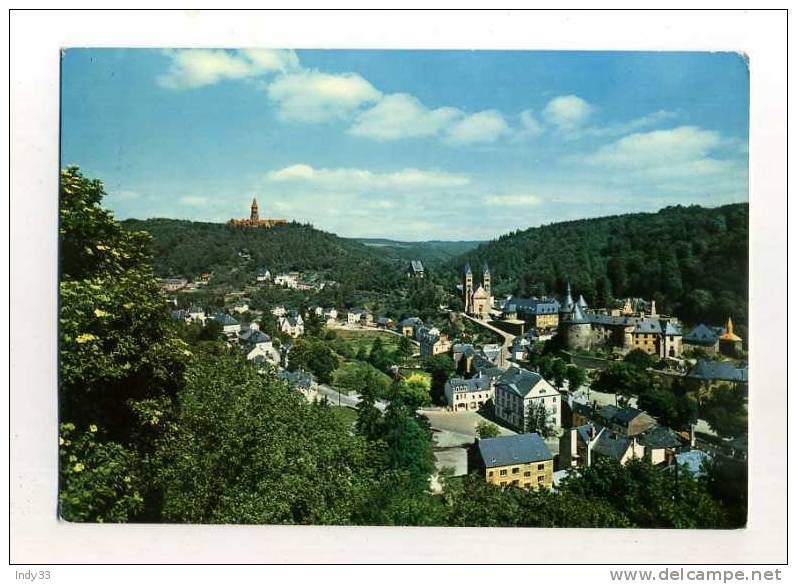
[356,238,481,267]
[451,204,748,328]
[121,218,402,291]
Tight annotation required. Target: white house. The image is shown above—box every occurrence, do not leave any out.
[279,314,305,337]
[274,272,300,289]
[256,269,272,283]
[493,367,561,432]
[271,305,287,318]
[444,373,495,412]
[212,313,241,339]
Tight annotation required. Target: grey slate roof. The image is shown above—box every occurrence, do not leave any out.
[241,330,271,345]
[664,322,683,336]
[279,369,315,389]
[683,324,720,345]
[688,359,748,383]
[634,318,662,334]
[212,313,239,326]
[398,316,424,327]
[566,302,589,324]
[639,426,683,449]
[463,263,473,275]
[561,282,574,311]
[477,433,553,468]
[482,262,490,274]
[503,296,560,316]
[447,376,492,393]
[577,294,588,309]
[496,367,547,398]
[593,432,633,461]
[408,260,425,273]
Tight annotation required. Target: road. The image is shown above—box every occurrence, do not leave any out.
[316,382,388,412]
[459,312,516,367]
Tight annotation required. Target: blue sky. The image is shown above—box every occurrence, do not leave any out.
[61,49,748,241]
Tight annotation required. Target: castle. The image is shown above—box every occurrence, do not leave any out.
[462,263,493,319]
[228,198,287,228]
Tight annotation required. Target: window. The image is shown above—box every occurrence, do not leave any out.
[537,475,545,483]
[499,469,507,476]
[512,467,519,474]
[523,471,531,477]
[537,463,545,471]
[500,481,507,486]
[488,471,494,477]
[512,480,519,486]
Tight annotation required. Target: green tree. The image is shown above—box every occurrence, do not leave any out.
[287,337,340,384]
[700,384,747,438]
[475,420,500,439]
[395,373,432,409]
[526,401,556,438]
[550,358,568,389]
[565,365,587,393]
[624,348,657,371]
[58,423,144,523]
[423,354,456,406]
[396,335,415,364]
[333,361,391,398]
[153,355,382,524]
[592,361,654,406]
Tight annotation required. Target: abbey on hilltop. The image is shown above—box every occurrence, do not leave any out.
[228,198,288,228]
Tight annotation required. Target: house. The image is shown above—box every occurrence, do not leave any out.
[186,305,206,325]
[169,308,190,323]
[510,336,531,361]
[232,300,250,314]
[481,343,504,366]
[591,431,645,465]
[211,313,241,338]
[444,373,495,412]
[682,323,722,354]
[376,316,394,329]
[406,260,425,278]
[559,422,604,469]
[472,433,554,490]
[255,269,272,283]
[323,308,338,325]
[271,305,287,318]
[595,405,657,436]
[503,296,561,331]
[638,425,683,466]
[686,359,748,391]
[493,367,561,432]
[158,277,188,293]
[279,314,305,337]
[398,317,423,337]
[241,330,280,365]
[347,308,365,325]
[360,311,374,327]
[279,369,319,403]
[274,272,300,289]
[420,332,452,358]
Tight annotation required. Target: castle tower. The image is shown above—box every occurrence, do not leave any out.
[463,264,473,314]
[560,281,574,318]
[250,198,260,222]
[482,262,491,297]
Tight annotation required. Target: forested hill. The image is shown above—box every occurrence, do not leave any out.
[452,203,748,327]
[121,218,400,290]
[355,238,482,267]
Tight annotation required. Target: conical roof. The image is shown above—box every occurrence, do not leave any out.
[719,317,742,342]
[482,262,490,274]
[561,282,574,310]
[463,263,473,275]
[577,294,588,309]
[569,302,588,324]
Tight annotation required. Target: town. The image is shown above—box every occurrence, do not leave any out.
[158,199,749,495]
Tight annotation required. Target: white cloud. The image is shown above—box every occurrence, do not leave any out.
[157,49,298,90]
[485,193,542,207]
[266,70,382,122]
[519,110,545,137]
[543,95,592,131]
[443,110,510,146]
[582,126,723,169]
[349,93,461,140]
[267,163,470,190]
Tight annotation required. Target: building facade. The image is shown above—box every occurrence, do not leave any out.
[474,433,554,490]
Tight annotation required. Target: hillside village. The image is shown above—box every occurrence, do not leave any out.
[161,207,749,495]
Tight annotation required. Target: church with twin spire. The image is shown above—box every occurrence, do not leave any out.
[462,262,493,319]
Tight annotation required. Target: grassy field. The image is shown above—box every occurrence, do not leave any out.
[329,406,358,427]
[332,328,402,355]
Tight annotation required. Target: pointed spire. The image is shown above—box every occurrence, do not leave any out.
[562,281,574,311]
[577,294,588,309]
[463,263,473,275]
[726,316,734,336]
[482,262,490,274]
[570,302,588,323]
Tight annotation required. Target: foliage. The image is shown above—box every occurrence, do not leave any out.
[526,401,556,438]
[333,361,392,398]
[624,348,657,370]
[565,365,587,393]
[58,423,144,523]
[396,335,415,363]
[637,382,698,431]
[423,354,456,405]
[700,383,748,438]
[153,355,382,524]
[454,203,748,330]
[591,361,654,405]
[475,420,500,439]
[395,373,432,409]
[559,458,731,528]
[287,337,340,384]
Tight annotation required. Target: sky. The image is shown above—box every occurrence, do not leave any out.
[61,49,749,241]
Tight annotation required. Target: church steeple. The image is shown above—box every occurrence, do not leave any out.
[250,198,259,222]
